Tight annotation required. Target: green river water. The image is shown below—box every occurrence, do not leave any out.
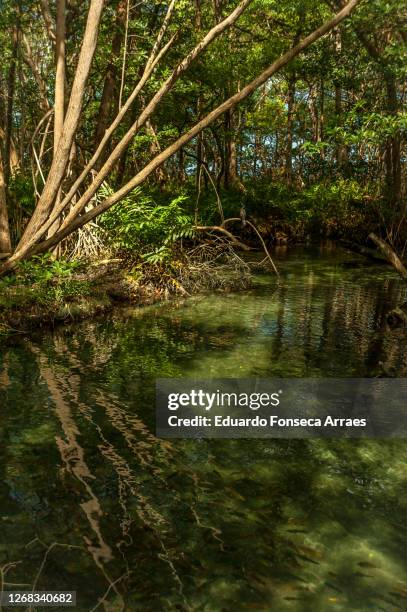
[0,245,406,611]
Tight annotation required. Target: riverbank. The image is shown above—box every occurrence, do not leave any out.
[0,247,253,340]
[1,246,406,610]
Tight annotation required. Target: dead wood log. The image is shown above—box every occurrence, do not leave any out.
[368,233,407,329]
[368,233,407,281]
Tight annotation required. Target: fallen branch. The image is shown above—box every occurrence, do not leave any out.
[223,218,279,277]
[194,225,251,251]
[368,232,407,281]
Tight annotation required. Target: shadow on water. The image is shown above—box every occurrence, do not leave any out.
[0,245,407,610]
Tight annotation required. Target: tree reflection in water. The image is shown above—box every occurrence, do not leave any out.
[0,246,406,610]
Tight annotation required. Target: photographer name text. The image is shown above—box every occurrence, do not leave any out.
[167,415,367,428]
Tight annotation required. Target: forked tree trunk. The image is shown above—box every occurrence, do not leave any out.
[18,0,105,246]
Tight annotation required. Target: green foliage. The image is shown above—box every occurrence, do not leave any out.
[0,254,89,312]
[324,108,407,147]
[99,185,195,263]
[230,177,375,240]
[8,173,36,215]
[14,254,81,284]
[291,179,367,219]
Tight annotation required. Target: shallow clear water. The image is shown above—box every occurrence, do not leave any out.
[1,245,407,611]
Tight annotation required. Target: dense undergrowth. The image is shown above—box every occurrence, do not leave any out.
[151,177,394,246]
[0,237,252,340]
[1,170,405,340]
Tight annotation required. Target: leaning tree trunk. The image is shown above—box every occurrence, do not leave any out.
[0,0,360,276]
[369,232,407,328]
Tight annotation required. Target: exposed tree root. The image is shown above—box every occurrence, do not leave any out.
[222,217,279,277]
[195,217,279,277]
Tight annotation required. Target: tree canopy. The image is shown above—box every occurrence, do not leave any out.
[0,0,405,271]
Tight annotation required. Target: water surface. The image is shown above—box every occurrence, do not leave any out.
[1,245,406,611]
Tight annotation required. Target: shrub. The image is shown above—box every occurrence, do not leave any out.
[99,184,195,263]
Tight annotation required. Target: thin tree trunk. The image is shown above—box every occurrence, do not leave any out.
[195,0,204,192]
[308,83,320,143]
[384,76,401,205]
[334,28,347,169]
[145,119,167,184]
[38,0,56,42]
[54,0,66,155]
[0,127,20,175]
[5,21,19,185]
[178,147,186,183]
[224,109,238,188]
[0,146,12,254]
[48,0,66,245]
[21,34,50,113]
[94,0,127,149]
[285,74,295,185]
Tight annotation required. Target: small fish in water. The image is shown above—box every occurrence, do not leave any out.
[353,571,373,578]
[358,561,379,569]
[325,582,343,593]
